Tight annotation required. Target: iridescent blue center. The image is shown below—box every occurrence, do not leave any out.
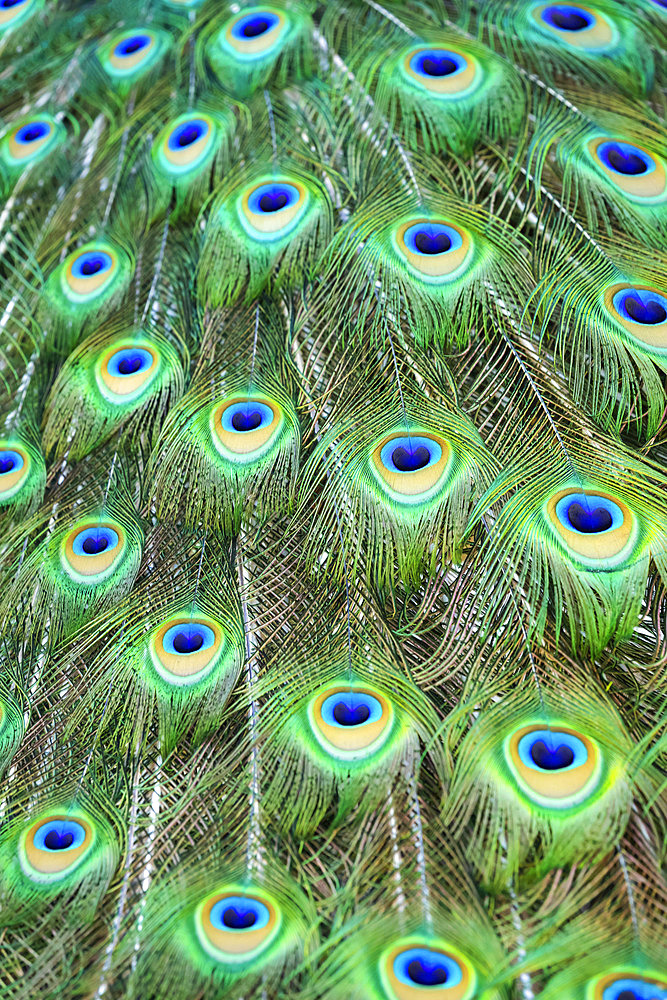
[2,0,28,8]
[403,221,462,257]
[209,896,270,931]
[221,400,273,434]
[555,493,623,535]
[114,34,151,57]
[597,141,655,176]
[393,949,463,989]
[541,5,593,31]
[162,622,215,657]
[612,288,667,326]
[231,11,280,40]
[33,819,86,852]
[603,982,667,1000]
[16,121,50,144]
[72,525,120,557]
[71,250,113,280]
[518,729,588,772]
[409,48,466,78]
[321,691,382,729]
[107,347,153,377]
[248,182,299,216]
[168,119,208,150]
[0,450,22,475]
[380,435,442,475]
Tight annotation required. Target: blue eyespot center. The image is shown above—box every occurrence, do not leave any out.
[72,251,113,280]
[222,906,257,928]
[555,493,624,536]
[333,701,371,726]
[597,141,654,177]
[408,959,448,986]
[2,0,26,8]
[72,525,120,557]
[612,288,667,326]
[409,48,465,80]
[259,190,288,212]
[118,354,142,375]
[44,829,74,850]
[209,895,270,932]
[602,978,667,1000]
[82,534,109,555]
[16,121,49,144]
[422,55,457,77]
[242,15,269,37]
[542,5,592,31]
[33,819,87,853]
[167,119,208,151]
[172,630,205,654]
[107,347,153,379]
[0,452,19,474]
[391,445,431,472]
[530,739,575,769]
[115,34,151,57]
[567,501,613,533]
[247,182,300,218]
[414,229,452,254]
[231,10,280,42]
[231,409,263,432]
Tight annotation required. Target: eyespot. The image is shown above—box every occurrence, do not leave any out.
[223,9,287,58]
[401,46,481,97]
[545,488,638,566]
[20,815,94,881]
[195,888,281,963]
[0,0,37,30]
[603,283,667,351]
[530,3,618,50]
[237,178,309,240]
[149,616,225,685]
[505,724,602,809]
[308,684,394,760]
[210,397,283,462]
[0,446,30,500]
[96,342,159,402]
[152,113,216,177]
[380,939,476,1000]
[394,220,473,282]
[99,28,168,79]
[2,116,61,167]
[587,138,666,202]
[370,432,452,503]
[61,520,126,581]
[589,972,667,1000]
[61,244,119,302]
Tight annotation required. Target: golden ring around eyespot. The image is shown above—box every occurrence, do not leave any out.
[587,137,666,199]
[589,972,667,1000]
[530,4,616,49]
[0,445,30,496]
[224,10,286,56]
[394,219,472,280]
[371,432,451,497]
[198,890,280,957]
[508,724,599,800]
[23,815,93,875]
[62,521,126,578]
[382,941,474,1000]
[108,33,156,72]
[603,283,667,349]
[546,488,634,561]
[240,179,307,236]
[310,686,393,753]
[63,248,118,299]
[210,397,281,456]
[98,343,158,398]
[7,121,53,161]
[402,47,478,95]
[151,617,223,679]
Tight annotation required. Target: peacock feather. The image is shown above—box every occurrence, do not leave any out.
[0,1,666,999]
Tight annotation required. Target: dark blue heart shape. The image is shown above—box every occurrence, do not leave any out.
[176,124,201,148]
[118,354,143,375]
[624,296,667,325]
[530,739,575,770]
[0,457,15,474]
[605,146,647,176]
[232,410,262,432]
[242,17,270,37]
[547,8,589,30]
[82,534,110,555]
[44,830,74,850]
[422,55,457,77]
[173,631,204,654]
[617,992,638,1000]
[407,960,448,986]
[333,701,370,726]
[222,906,257,929]
[81,256,105,276]
[414,230,451,255]
[391,445,430,472]
[567,501,613,533]
[119,36,149,55]
[258,191,288,213]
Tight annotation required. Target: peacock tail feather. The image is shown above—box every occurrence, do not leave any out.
[0,0,666,998]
